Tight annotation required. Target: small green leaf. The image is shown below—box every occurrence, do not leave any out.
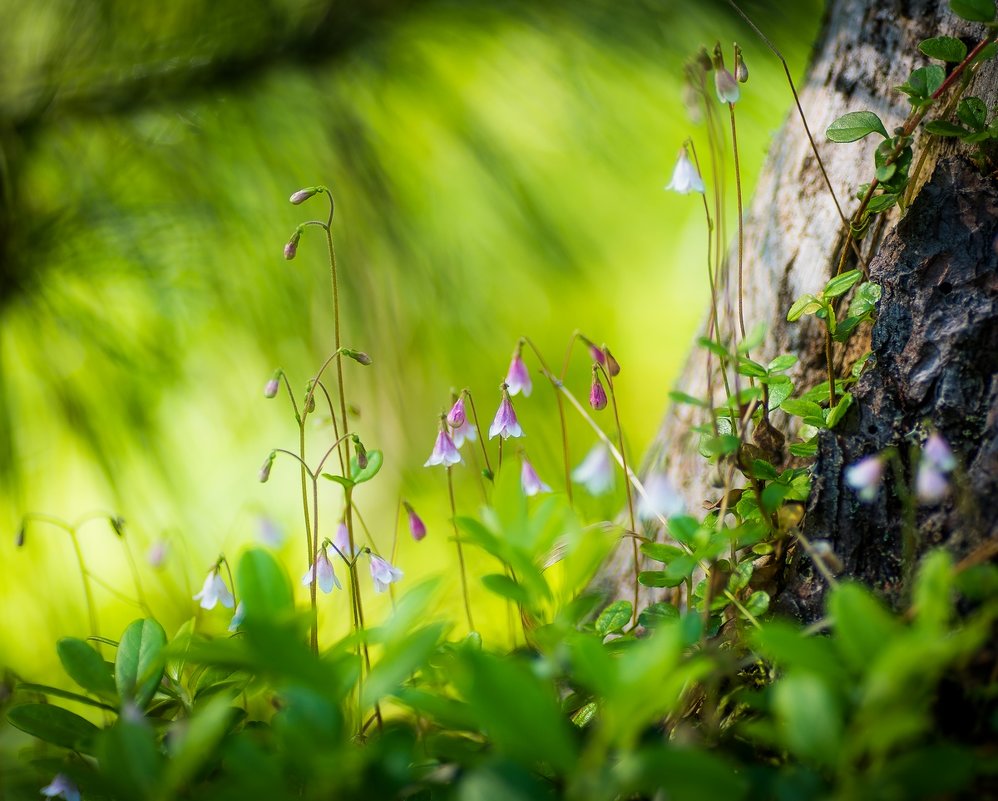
[957,97,988,130]
[919,36,968,62]
[780,398,824,420]
[848,282,881,318]
[640,542,686,563]
[949,0,996,22]
[865,193,899,214]
[237,548,294,620]
[697,337,730,358]
[57,638,117,700]
[851,351,873,378]
[666,515,700,547]
[668,390,707,408]
[823,269,863,298]
[924,120,969,137]
[350,449,383,484]
[637,603,680,630]
[826,111,889,142]
[829,582,900,672]
[787,294,821,321]
[790,438,819,458]
[767,380,794,410]
[115,618,167,710]
[875,163,896,182]
[6,704,99,750]
[595,600,633,635]
[761,482,791,514]
[744,590,770,617]
[825,393,853,429]
[481,573,530,605]
[898,65,945,100]
[773,673,843,766]
[737,358,768,378]
[321,473,354,489]
[767,354,798,373]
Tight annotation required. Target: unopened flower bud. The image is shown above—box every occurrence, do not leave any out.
[354,437,368,470]
[589,369,608,411]
[734,44,748,83]
[264,370,281,398]
[404,501,427,542]
[304,382,316,413]
[603,347,621,377]
[109,516,125,538]
[14,525,24,547]
[697,46,713,72]
[259,451,276,483]
[284,229,301,260]
[289,187,319,205]
[342,349,372,366]
[447,397,467,428]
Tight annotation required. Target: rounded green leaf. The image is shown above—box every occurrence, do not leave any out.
[57,638,117,700]
[744,590,770,617]
[637,602,680,628]
[237,548,294,619]
[924,120,969,138]
[918,36,968,62]
[595,600,633,635]
[823,269,863,298]
[115,618,167,710]
[957,97,988,130]
[949,0,996,21]
[826,111,889,143]
[640,542,686,563]
[6,703,99,750]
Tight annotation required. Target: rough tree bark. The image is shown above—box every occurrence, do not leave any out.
[597,0,998,619]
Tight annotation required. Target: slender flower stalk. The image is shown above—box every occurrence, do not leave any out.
[447,466,475,632]
[597,361,637,622]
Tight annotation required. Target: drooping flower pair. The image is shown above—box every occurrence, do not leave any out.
[917,432,956,505]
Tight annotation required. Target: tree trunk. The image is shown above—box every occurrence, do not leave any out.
[596,0,998,619]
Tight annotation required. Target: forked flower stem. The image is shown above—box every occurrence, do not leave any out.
[522,335,573,501]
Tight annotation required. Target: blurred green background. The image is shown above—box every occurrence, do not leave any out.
[0,0,820,681]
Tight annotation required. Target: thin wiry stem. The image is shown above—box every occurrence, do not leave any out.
[447,466,475,632]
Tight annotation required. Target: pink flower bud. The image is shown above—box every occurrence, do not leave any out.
[284,230,301,260]
[404,502,426,541]
[589,370,608,411]
[447,397,467,428]
[289,187,319,205]
[604,347,621,377]
[264,371,281,398]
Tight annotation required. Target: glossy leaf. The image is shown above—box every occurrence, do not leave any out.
[57,638,117,700]
[918,36,967,62]
[6,703,99,750]
[115,618,167,710]
[595,600,633,635]
[949,0,996,22]
[826,111,889,142]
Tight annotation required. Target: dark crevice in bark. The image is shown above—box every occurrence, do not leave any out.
[779,157,998,621]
